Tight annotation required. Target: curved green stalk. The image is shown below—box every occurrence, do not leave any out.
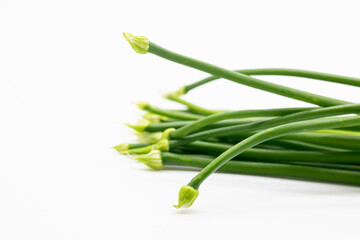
[162,151,360,208]
[170,103,360,147]
[247,139,349,152]
[171,107,316,138]
[141,38,350,106]
[227,130,360,150]
[174,117,360,207]
[187,116,360,192]
[135,150,360,208]
[184,68,360,93]
[179,141,360,164]
[166,95,223,115]
[226,131,360,151]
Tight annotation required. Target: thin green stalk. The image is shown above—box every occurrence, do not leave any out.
[280,132,360,150]
[113,143,149,152]
[170,103,360,146]
[227,131,360,150]
[161,152,360,172]
[171,106,320,138]
[134,150,360,172]
[250,139,349,152]
[124,34,350,106]
[314,129,360,136]
[172,116,360,208]
[136,102,203,120]
[143,118,271,132]
[178,141,360,164]
[184,68,360,93]
[134,150,360,208]
[184,116,360,197]
[292,162,360,172]
[166,95,223,115]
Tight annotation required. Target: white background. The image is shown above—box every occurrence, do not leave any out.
[1,0,360,239]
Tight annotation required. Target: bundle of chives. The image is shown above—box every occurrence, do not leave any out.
[116,32,360,209]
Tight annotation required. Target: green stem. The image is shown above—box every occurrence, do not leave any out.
[187,116,360,189]
[140,103,203,120]
[227,131,360,150]
[171,107,316,138]
[148,42,350,106]
[253,139,349,152]
[281,132,360,150]
[144,118,271,132]
[166,95,223,115]
[185,68,360,93]
[170,103,360,147]
[178,141,360,164]
[161,152,360,185]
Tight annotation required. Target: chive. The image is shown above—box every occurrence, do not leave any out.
[179,116,360,206]
[143,118,271,132]
[291,162,360,172]
[244,139,350,152]
[135,102,203,120]
[171,107,318,138]
[160,152,360,174]
[227,131,360,150]
[169,103,360,147]
[184,68,360,93]
[113,143,149,152]
[280,132,360,150]
[166,95,223,115]
[139,36,350,106]
[122,33,360,209]
[314,129,360,136]
[133,151,360,207]
[177,141,360,164]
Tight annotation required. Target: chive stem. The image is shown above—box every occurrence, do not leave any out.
[184,68,360,93]
[147,41,350,106]
[170,103,360,147]
[188,116,360,190]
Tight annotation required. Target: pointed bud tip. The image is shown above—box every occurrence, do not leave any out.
[125,145,154,154]
[174,185,199,209]
[123,32,149,54]
[113,143,130,152]
[133,150,163,170]
[164,86,186,99]
[137,131,162,144]
[124,120,150,132]
[143,112,168,123]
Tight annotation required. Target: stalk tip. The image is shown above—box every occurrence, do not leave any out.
[113,143,130,152]
[133,150,163,170]
[125,120,150,132]
[174,185,199,209]
[123,32,149,54]
[136,131,162,144]
[153,128,176,152]
[143,112,168,123]
[166,86,186,98]
[135,101,149,110]
[124,145,154,154]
